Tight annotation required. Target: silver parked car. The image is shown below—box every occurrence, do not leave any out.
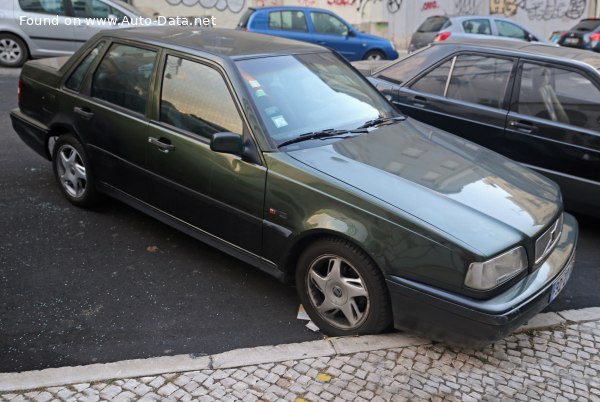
[409,15,546,52]
[0,0,150,67]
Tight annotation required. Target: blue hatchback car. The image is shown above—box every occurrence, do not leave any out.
[237,7,398,61]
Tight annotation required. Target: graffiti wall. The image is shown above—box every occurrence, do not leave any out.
[386,0,592,49]
[132,0,385,30]
[132,0,595,50]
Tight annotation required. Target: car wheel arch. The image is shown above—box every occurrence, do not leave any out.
[280,229,383,284]
[0,31,31,65]
[48,124,81,160]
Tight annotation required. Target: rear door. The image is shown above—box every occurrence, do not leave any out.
[394,52,517,153]
[146,53,266,255]
[261,9,310,43]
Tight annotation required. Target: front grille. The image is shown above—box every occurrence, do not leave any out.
[535,213,564,264]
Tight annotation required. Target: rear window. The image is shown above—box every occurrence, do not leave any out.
[569,19,600,32]
[417,16,449,33]
[237,8,255,28]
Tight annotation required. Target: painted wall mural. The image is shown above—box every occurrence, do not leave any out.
[490,0,586,21]
[166,0,246,13]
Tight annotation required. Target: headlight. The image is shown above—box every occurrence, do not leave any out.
[464,246,528,291]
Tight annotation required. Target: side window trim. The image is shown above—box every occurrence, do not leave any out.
[404,53,456,88]
[443,56,457,97]
[86,40,161,118]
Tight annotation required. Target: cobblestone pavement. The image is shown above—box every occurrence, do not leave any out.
[1,315,600,401]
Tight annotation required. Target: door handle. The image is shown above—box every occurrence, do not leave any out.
[74,107,94,120]
[148,137,175,153]
[412,95,427,107]
[509,120,537,133]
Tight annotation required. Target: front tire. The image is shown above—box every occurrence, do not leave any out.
[52,135,99,207]
[0,34,28,67]
[295,237,392,337]
[363,50,386,61]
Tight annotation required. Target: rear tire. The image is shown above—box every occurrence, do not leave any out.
[52,135,99,208]
[295,237,392,337]
[0,34,28,67]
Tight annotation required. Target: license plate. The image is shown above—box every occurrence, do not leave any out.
[564,37,580,45]
[549,259,574,302]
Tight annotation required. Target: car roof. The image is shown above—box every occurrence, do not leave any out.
[104,26,323,59]
[436,37,600,69]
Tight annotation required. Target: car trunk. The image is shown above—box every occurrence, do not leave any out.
[409,16,449,51]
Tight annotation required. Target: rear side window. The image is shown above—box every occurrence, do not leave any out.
[416,16,449,33]
[160,56,243,138]
[462,19,492,35]
[18,0,65,15]
[65,41,105,92]
[446,55,513,108]
[237,8,255,28]
[91,44,157,114]
[268,11,308,32]
[72,0,126,20]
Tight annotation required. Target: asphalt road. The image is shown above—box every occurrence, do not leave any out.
[1,69,599,374]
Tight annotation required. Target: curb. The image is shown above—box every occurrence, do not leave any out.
[1,307,599,392]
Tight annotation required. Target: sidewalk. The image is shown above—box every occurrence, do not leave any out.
[1,308,600,401]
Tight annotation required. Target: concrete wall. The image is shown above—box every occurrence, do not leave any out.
[132,0,598,48]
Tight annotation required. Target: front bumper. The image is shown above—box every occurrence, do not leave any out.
[387,213,578,346]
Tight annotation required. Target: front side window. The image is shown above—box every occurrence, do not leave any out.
[410,59,453,96]
[91,44,157,114]
[446,55,513,108]
[517,63,600,130]
[462,19,491,35]
[310,12,348,36]
[65,41,105,92]
[268,11,308,32]
[160,56,243,138]
[495,20,527,40]
[18,0,65,15]
[235,53,396,146]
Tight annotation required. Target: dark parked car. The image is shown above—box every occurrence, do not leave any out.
[363,38,600,218]
[11,28,576,346]
[409,15,545,53]
[236,7,398,61]
[554,18,600,52]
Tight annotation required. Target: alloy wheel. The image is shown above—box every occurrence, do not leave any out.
[306,254,370,330]
[57,145,87,198]
[0,39,22,64]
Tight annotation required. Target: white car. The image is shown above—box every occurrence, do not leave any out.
[0,0,150,67]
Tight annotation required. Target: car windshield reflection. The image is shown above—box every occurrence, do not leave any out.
[235,53,398,147]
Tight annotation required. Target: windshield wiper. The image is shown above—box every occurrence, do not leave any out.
[278,128,367,148]
[357,116,407,129]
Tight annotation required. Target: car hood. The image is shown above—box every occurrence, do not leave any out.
[287,118,561,254]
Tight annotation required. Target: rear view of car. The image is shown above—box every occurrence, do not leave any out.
[557,18,600,52]
[408,16,450,52]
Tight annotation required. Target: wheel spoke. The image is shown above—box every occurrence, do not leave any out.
[309,269,327,294]
[74,163,86,180]
[327,257,342,282]
[343,277,368,299]
[316,297,338,316]
[60,151,70,170]
[340,299,361,326]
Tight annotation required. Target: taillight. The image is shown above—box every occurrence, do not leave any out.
[434,31,451,42]
[17,79,21,103]
[590,32,600,41]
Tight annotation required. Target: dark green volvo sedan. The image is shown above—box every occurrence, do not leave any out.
[11,27,577,345]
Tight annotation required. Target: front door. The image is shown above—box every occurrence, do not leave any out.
[146,54,266,254]
[307,11,360,60]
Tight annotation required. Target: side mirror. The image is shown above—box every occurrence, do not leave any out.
[347,29,357,37]
[210,132,244,155]
[107,14,121,24]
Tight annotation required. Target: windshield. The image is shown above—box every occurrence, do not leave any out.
[417,16,449,33]
[235,53,398,147]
